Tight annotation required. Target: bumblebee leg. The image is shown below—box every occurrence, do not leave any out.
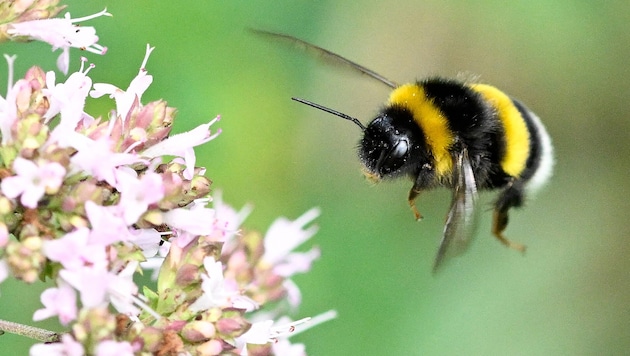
[492,181,527,253]
[408,188,423,221]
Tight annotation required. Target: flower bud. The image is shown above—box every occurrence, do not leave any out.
[196,339,223,356]
[181,320,216,342]
[216,309,250,338]
[5,236,44,282]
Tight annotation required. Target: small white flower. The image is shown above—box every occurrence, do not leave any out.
[189,257,229,312]
[90,44,155,120]
[8,9,111,74]
[142,116,221,179]
[162,200,217,239]
[262,208,320,278]
[0,158,66,208]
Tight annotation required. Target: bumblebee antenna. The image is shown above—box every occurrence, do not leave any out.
[292,97,366,131]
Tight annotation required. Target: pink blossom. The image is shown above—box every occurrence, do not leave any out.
[0,223,8,248]
[115,171,164,225]
[0,259,8,286]
[33,282,77,325]
[91,44,155,120]
[240,320,274,345]
[42,227,108,270]
[129,228,164,258]
[272,339,307,356]
[212,190,252,246]
[142,116,221,179]
[239,311,336,353]
[43,58,94,142]
[283,279,302,308]
[0,54,28,145]
[85,201,134,245]
[162,200,217,240]
[273,247,321,278]
[8,9,111,74]
[0,78,28,145]
[95,340,135,356]
[0,157,66,208]
[140,238,171,280]
[189,257,228,312]
[239,316,313,346]
[69,137,144,187]
[30,334,84,356]
[59,262,140,316]
[262,208,320,267]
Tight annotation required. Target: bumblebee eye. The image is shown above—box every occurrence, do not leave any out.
[391,137,409,158]
[359,114,416,178]
[373,136,411,176]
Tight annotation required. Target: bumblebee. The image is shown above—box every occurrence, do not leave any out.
[254,30,554,272]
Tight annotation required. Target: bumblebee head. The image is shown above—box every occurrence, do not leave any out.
[359,114,411,180]
[359,107,426,180]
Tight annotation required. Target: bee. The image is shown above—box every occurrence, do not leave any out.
[253,29,554,272]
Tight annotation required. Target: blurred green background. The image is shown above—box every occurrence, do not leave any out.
[2,0,630,354]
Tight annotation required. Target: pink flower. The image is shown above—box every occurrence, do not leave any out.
[0,54,28,145]
[273,247,321,278]
[95,340,135,356]
[8,9,111,74]
[272,339,307,356]
[162,200,217,240]
[85,201,134,245]
[115,171,164,225]
[212,190,253,246]
[142,116,221,179]
[33,282,77,325]
[44,57,94,144]
[0,259,8,286]
[238,311,337,352]
[42,227,108,271]
[0,223,8,248]
[129,228,164,259]
[30,334,84,356]
[139,237,171,280]
[239,317,312,345]
[90,44,155,120]
[59,262,141,316]
[283,279,302,308]
[69,137,144,187]
[262,208,320,275]
[189,257,228,312]
[0,157,66,208]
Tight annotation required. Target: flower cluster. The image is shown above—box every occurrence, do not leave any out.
[0,3,334,355]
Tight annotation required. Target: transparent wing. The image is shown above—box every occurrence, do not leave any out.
[250,29,398,89]
[432,148,479,273]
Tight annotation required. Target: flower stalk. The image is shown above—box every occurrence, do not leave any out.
[0,318,61,343]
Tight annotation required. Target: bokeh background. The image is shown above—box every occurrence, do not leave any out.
[2,1,629,354]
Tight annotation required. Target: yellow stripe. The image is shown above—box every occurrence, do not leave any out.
[388,84,454,177]
[470,84,530,177]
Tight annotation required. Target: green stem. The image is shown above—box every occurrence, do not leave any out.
[0,318,61,343]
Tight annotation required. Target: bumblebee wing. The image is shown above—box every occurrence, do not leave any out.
[250,29,398,89]
[432,148,479,273]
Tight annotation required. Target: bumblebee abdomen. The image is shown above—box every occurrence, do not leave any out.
[469,85,553,192]
[510,99,554,192]
[469,83,530,178]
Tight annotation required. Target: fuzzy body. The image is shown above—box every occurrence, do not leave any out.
[358,77,553,195]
